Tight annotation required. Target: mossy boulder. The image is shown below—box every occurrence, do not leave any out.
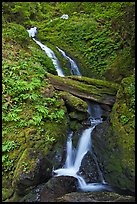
[60,91,89,123]
[12,147,52,195]
[3,118,68,201]
[60,91,88,113]
[92,75,135,193]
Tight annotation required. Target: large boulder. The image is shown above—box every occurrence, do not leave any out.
[40,176,78,202]
[11,176,77,202]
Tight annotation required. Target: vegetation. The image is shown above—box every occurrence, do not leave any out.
[2,2,135,201]
[2,2,135,80]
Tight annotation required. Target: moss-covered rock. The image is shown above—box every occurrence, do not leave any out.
[47,73,119,106]
[60,91,88,113]
[69,111,88,121]
[92,75,135,193]
[3,116,68,201]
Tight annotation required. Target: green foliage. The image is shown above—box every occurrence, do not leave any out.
[120,115,129,125]
[2,23,29,46]
[2,20,67,183]
[2,156,14,172]
[121,75,135,109]
[2,2,52,25]
[2,140,20,172]
[2,141,20,153]
[2,2,135,79]
[2,3,135,200]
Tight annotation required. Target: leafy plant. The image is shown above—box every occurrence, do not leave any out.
[120,115,129,125]
[2,140,20,152]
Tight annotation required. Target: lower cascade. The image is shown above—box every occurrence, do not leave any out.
[53,104,112,192]
[27,26,112,193]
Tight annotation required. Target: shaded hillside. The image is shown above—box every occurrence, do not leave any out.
[2,2,135,80]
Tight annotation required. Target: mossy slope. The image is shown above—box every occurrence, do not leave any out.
[92,75,135,193]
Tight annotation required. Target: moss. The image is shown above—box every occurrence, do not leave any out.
[70,120,83,131]
[105,48,135,83]
[47,73,119,105]
[69,111,88,121]
[2,22,30,47]
[93,75,135,192]
[60,91,88,112]
[2,188,14,201]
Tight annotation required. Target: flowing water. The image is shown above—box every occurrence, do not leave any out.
[27,27,64,77]
[53,106,112,192]
[27,27,112,192]
[56,46,81,76]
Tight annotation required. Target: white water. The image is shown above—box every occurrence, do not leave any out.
[53,113,112,192]
[32,38,64,77]
[56,46,81,76]
[27,26,38,38]
[27,27,64,77]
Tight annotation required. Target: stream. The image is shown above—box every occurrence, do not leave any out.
[27,27,113,193]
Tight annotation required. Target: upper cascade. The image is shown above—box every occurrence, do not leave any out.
[60,14,69,19]
[27,26,38,38]
[26,27,64,77]
[56,46,81,76]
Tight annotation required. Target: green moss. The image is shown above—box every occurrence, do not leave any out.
[2,22,30,47]
[47,73,119,106]
[103,75,135,191]
[60,91,88,112]
[70,120,83,131]
[2,188,14,201]
[69,111,88,121]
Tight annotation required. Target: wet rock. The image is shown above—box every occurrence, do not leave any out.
[79,152,102,183]
[92,118,135,194]
[55,191,135,202]
[40,176,78,202]
[12,148,53,196]
[69,111,89,121]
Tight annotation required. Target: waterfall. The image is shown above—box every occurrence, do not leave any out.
[52,45,112,192]
[27,27,65,77]
[73,127,93,172]
[27,26,112,192]
[56,46,81,76]
[65,130,74,168]
[53,113,112,192]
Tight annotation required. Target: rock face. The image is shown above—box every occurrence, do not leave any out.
[47,73,119,106]
[12,148,52,196]
[40,176,78,202]
[54,191,135,202]
[9,176,77,202]
[92,75,135,193]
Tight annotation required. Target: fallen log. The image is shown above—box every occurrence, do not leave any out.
[46,73,119,106]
